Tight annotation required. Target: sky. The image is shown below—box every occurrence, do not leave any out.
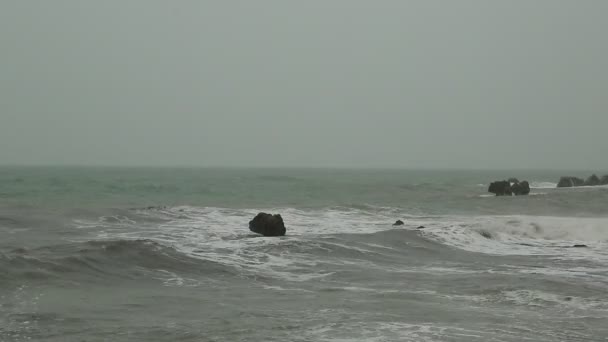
[1,1,607,169]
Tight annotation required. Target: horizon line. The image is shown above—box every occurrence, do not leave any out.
[0,163,605,173]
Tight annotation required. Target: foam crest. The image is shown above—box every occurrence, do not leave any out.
[420,215,608,261]
[75,206,418,282]
[304,320,492,342]
[73,206,608,281]
[530,182,557,189]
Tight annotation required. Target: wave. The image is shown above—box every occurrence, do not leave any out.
[483,180,607,190]
[0,239,236,285]
[0,216,23,227]
[6,204,608,288]
[83,206,608,252]
[69,206,438,281]
[478,181,557,189]
[419,215,608,261]
[19,205,588,286]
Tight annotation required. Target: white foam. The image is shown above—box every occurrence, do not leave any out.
[74,206,419,282]
[498,289,608,313]
[153,269,203,287]
[515,268,608,288]
[419,215,608,262]
[530,182,557,189]
[479,192,546,198]
[260,285,314,293]
[73,207,608,282]
[0,285,42,341]
[554,184,608,190]
[304,320,489,342]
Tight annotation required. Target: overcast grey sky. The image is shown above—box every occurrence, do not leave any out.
[1,1,606,169]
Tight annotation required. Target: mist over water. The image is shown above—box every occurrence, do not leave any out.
[1,1,608,169]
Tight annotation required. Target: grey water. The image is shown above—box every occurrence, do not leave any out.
[1,166,607,341]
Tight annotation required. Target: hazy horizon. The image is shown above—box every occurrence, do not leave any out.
[2,1,607,169]
[1,162,606,174]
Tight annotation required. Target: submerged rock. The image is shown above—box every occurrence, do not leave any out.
[249,212,286,237]
[393,220,404,226]
[584,174,601,186]
[479,230,492,239]
[557,176,585,187]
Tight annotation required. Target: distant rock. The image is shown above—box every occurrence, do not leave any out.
[557,174,606,187]
[393,220,404,226]
[557,176,585,188]
[488,180,512,196]
[511,180,530,196]
[488,178,530,196]
[584,174,601,186]
[572,244,588,248]
[417,225,425,229]
[249,213,286,237]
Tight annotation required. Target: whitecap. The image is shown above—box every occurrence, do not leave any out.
[530,182,557,189]
[419,215,608,262]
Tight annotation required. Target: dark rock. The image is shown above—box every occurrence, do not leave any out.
[417,225,425,229]
[487,179,529,196]
[479,230,492,239]
[557,176,585,187]
[511,181,530,196]
[600,175,608,185]
[249,212,286,237]
[572,244,588,248]
[584,174,600,186]
[488,180,512,196]
[393,220,404,226]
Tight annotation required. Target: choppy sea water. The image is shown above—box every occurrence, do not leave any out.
[1,167,607,341]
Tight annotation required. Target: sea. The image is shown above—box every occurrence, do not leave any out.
[1,166,607,341]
